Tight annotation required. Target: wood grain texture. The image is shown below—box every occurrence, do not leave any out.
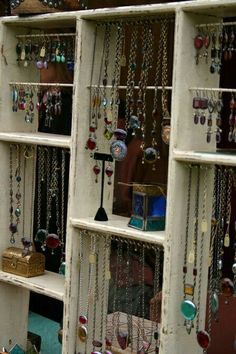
[11,0,80,15]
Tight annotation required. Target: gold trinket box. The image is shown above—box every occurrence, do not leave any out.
[2,247,45,278]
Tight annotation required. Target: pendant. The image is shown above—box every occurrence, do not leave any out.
[197,330,210,349]
[110,129,127,161]
[220,278,234,301]
[116,331,130,350]
[78,325,87,342]
[46,233,60,253]
[144,147,160,164]
[180,299,197,321]
[211,292,219,315]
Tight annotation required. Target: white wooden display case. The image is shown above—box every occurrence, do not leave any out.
[0,1,235,354]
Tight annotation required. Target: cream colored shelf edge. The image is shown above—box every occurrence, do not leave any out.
[70,215,165,246]
[173,149,236,166]
[0,132,71,148]
[0,269,64,301]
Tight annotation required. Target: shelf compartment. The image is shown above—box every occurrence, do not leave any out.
[0,270,64,301]
[173,149,236,167]
[70,215,165,246]
[0,132,71,148]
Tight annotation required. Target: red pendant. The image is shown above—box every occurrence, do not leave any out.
[105,338,112,347]
[117,332,129,350]
[203,35,210,49]
[105,166,113,178]
[79,315,87,325]
[197,330,210,349]
[46,233,60,249]
[194,35,203,50]
[87,137,96,150]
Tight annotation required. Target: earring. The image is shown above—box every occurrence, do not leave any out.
[93,162,101,183]
[105,163,113,185]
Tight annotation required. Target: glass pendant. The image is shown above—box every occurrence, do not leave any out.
[117,331,130,350]
[180,299,197,320]
[46,233,60,253]
[220,278,234,297]
[78,325,87,342]
[211,292,219,314]
[197,330,210,349]
[110,129,127,161]
[144,147,160,164]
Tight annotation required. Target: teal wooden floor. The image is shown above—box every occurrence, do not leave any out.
[28,312,62,354]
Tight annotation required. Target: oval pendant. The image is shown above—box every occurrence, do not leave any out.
[78,325,87,342]
[211,292,219,314]
[35,229,48,243]
[144,147,160,164]
[220,278,234,297]
[110,140,127,161]
[197,330,210,349]
[180,299,197,320]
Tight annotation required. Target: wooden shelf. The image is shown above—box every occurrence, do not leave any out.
[0,270,64,301]
[173,149,236,167]
[0,132,71,148]
[70,215,165,246]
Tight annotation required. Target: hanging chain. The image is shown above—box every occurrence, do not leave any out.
[192,165,201,304]
[125,24,138,131]
[111,22,124,131]
[183,165,193,299]
[196,166,208,332]
[161,19,170,118]
[61,149,66,251]
[153,19,164,110]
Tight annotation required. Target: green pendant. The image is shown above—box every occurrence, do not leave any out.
[180,299,197,320]
[211,292,219,314]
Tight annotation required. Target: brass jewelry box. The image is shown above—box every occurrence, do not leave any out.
[2,247,45,278]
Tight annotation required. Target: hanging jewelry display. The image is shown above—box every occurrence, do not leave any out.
[110,23,128,162]
[34,146,68,256]
[125,24,139,136]
[138,23,154,165]
[21,145,36,255]
[180,165,201,334]
[146,19,165,170]
[9,144,22,244]
[15,33,75,71]
[108,236,163,353]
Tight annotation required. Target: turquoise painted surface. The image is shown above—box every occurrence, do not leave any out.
[28,312,62,354]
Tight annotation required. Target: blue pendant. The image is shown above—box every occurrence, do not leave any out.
[110,140,127,161]
[180,299,197,320]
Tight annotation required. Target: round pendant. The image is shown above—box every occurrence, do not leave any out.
[144,147,160,164]
[46,233,60,249]
[9,223,17,234]
[79,315,87,325]
[35,229,48,243]
[220,278,234,297]
[78,325,87,342]
[180,299,197,320]
[110,140,127,161]
[194,35,203,50]
[113,128,127,141]
[197,330,210,349]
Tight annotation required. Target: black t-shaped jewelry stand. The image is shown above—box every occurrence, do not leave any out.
[94,152,113,221]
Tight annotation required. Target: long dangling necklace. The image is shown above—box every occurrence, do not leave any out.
[21,145,36,254]
[195,166,211,351]
[181,165,199,334]
[9,144,22,244]
[161,19,171,145]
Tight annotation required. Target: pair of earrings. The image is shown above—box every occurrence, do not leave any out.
[93,162,113,185]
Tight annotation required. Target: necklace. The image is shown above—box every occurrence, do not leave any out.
[181,165,200,334]
[21,145,36,254]
[161,19,171,145]
[9,144,22,244]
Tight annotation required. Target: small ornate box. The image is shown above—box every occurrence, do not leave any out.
[128,184,167,231]
[2,247,45,278]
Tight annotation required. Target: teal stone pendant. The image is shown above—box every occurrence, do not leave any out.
[211,292,219,315]
[9,344,26,354]
[180,299,197,321]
